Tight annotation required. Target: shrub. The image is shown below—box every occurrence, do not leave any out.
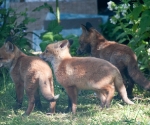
[0,2,36,53]
[105,0,150,73]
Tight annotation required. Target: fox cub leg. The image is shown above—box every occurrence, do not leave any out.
[65,86,78,114]
[65,96,72,113]
[15,83,42,114]
[96,84,115,108]
[49,78,56,114]
[95,90,106,108]
[105,85,115,108]
[24,88,36,116]
[124,72,134,98]
[34,88,42,110]
[15,82,24,109]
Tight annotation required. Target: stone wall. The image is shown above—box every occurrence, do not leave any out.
[10,0,98,31]
[10,0,98,50]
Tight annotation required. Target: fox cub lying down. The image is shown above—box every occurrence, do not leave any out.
[0,41,59,116]
[40,39,134,114]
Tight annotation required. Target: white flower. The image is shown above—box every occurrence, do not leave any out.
[133,4,136,8]
[121,9,127,16]
[107,1,113,10]
[122,12,126,16]
[129,20,133,24]
[127,3,130,7]
[107,1,116,11]
[147,48,150,56]
[114,13,120,19]
[122,9,127,13]
[115,6,118,10]
[110,18,117,24]
[122,3,130,9]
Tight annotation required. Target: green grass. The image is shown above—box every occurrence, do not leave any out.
[0,79,150,125]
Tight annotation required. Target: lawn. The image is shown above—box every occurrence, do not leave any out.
[0,78,150,125]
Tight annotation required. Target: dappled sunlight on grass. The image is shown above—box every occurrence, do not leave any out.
[0,100,150,125]
[0,80,150,125]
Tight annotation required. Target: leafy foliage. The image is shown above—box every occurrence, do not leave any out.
[34,2,79,54]
[33,2,54,14]
[39,20,63,51]
[64,34,79,56]
[39,19,79,55]
[103,0,150,73]
[0,2,36,52]
[0,0,37,91]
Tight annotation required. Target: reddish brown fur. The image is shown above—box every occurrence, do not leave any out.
[0,42,59,116]
[40,40,134,114]
[77,24,150,97]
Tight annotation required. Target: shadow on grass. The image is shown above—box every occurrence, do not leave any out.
[0,80,150,125]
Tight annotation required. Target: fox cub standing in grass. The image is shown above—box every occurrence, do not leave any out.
[40,39,134,114]
[0,41,59,116]
[77,22,150,97]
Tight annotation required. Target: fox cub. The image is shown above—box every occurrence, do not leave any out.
[77,22,150,97]
[0,41,59,116]
[40,40,134,114]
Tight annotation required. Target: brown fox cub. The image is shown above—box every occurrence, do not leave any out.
[0,41,59,116]
[40,39,134,114]
[77,22,150,97]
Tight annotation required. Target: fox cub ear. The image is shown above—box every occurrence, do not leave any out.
[81,24,92,35]
[60,39,73,49]
[86,22,93,29]
[80,24,87,32]
[4,42,14,52]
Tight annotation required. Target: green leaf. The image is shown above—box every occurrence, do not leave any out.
[42,32,54,41]
[139,32,150,41]
[116,32,127,40]
[132,24,138,33]
[118,38,127,44]
[112,26,122,35]
[40,41,51,52]
[143,0,150,6]
[44,2,54,13]
[139,15,150,34]
[33,3,54,13]
[134,45,145,57]
[64,35,79,56]
[0,9,7,15]
[131,5,142,20]
[141,10,150,17]
[53,34,63,41]
[47,20,63,33]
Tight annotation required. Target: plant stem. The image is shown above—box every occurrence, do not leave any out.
[56,0,60,23]
[119,20,131,42]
